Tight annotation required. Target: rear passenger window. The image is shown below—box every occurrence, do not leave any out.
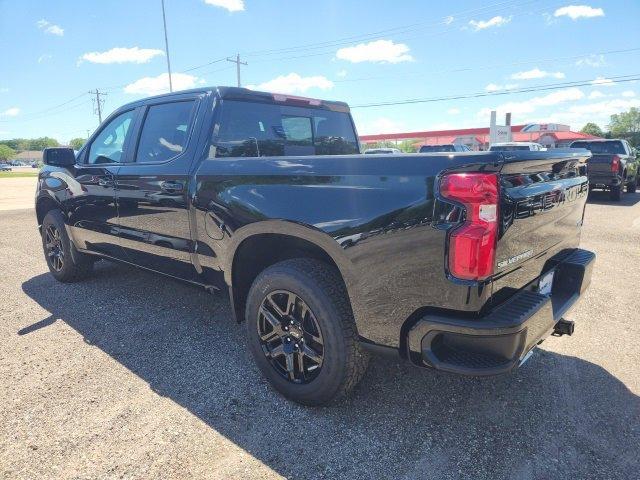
[135,101,195,163]
[212,100,358,157]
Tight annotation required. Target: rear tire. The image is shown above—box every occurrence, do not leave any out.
[628,178,637,193]
[41,209,94,282]
[245,258,369,406]
[610,185,622,201]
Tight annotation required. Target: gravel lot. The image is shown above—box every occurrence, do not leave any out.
[1,180,639,480]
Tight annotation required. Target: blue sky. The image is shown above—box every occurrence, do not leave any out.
[0,0,639,142]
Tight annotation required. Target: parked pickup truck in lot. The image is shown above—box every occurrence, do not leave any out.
[569,139,638,201]
[36,87,595,405]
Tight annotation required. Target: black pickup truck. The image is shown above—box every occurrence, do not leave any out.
[37,87,595,405]
[569,138,639,201]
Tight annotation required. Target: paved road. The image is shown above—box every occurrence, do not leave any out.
[0,191,638,479]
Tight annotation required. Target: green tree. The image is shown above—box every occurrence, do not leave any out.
[0,138,28,151]
[580,122,604,137]
[609,108,640,148]
[69,137,86,150]
[0,144,16,161]
[29,137,60,150]
[0,137,60,151]
[397,140,418,153]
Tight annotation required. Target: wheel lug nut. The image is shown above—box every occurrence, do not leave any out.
[290,320,294,324]
[294,344,299,348]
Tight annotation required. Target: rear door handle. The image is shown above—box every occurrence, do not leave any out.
[160,181,184,194]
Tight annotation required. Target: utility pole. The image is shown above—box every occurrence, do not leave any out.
[226,53,247,87]
[161,0,173,92]
[89,89,106,124]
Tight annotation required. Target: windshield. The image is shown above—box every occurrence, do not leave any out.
[212,100,359,157]
[570,141,625,155]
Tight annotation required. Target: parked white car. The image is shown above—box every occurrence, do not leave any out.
[364,148,401,154]
[489,142,546,152]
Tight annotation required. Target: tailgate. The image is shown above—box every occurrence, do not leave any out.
[587,154,615,176]
[492,149,590,298]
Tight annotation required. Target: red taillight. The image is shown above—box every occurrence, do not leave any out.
[440,172,499,281]
[611,155,620,173]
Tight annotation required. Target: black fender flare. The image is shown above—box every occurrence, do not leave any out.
[222,219,356,288]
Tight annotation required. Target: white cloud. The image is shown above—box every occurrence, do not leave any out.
[36,19,64,36]
[478,88,584,118]
[591,76,614,87]
[575,54,606,67]
[622,90,636,98]
[554,5,604,20]
[336,70,348,78]
[124,73,202,95]
[510,68,565,80]
[336,40,413,64]
[37,54,52,63]
[247,73,334,94]
[542,97,640,127]
[80,47,165,65]
[204,0,245,12]
[469,15,511,31]
[444,16,454,25]
[357,117,406,135]
[485,83,518,92]
[589,90,605,99]
[447,108,461,115]
[1,107,20,117]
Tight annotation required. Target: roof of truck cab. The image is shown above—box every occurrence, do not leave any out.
[116,86,350,111]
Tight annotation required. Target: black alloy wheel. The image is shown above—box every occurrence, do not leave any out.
[257,290,324,384]
[44,224,64,272]
[41,209,94,282]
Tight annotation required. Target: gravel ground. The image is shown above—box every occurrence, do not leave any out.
[0,177,38,211]
[0,189,639,480]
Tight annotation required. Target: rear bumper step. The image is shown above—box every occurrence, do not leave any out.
[407,248,595,375]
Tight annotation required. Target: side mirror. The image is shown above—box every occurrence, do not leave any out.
[43,147,76,167]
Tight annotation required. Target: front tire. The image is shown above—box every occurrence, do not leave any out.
[41,209,94,282]
[245,258,368,406]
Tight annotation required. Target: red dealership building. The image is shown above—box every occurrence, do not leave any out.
[359,123,600,150]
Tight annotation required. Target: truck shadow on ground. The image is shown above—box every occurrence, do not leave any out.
[21,264,639,480]
[587,189,640,206]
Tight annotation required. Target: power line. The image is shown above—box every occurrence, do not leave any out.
[351,74,640,108]
[244,0,560,65]
[181,57,227,73]
[334,47,640,85]
[242,0,535,58]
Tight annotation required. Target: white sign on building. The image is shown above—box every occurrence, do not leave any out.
[489,111,512,144]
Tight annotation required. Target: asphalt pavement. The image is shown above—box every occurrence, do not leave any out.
[0,182,638,479]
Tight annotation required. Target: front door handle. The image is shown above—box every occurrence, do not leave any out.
[98,177,114,187]
[160,181,184,194]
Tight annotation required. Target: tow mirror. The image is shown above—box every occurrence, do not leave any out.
[43,147,76,167]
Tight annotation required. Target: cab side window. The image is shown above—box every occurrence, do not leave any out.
[135,101,195,163]
[87,110,136,164]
